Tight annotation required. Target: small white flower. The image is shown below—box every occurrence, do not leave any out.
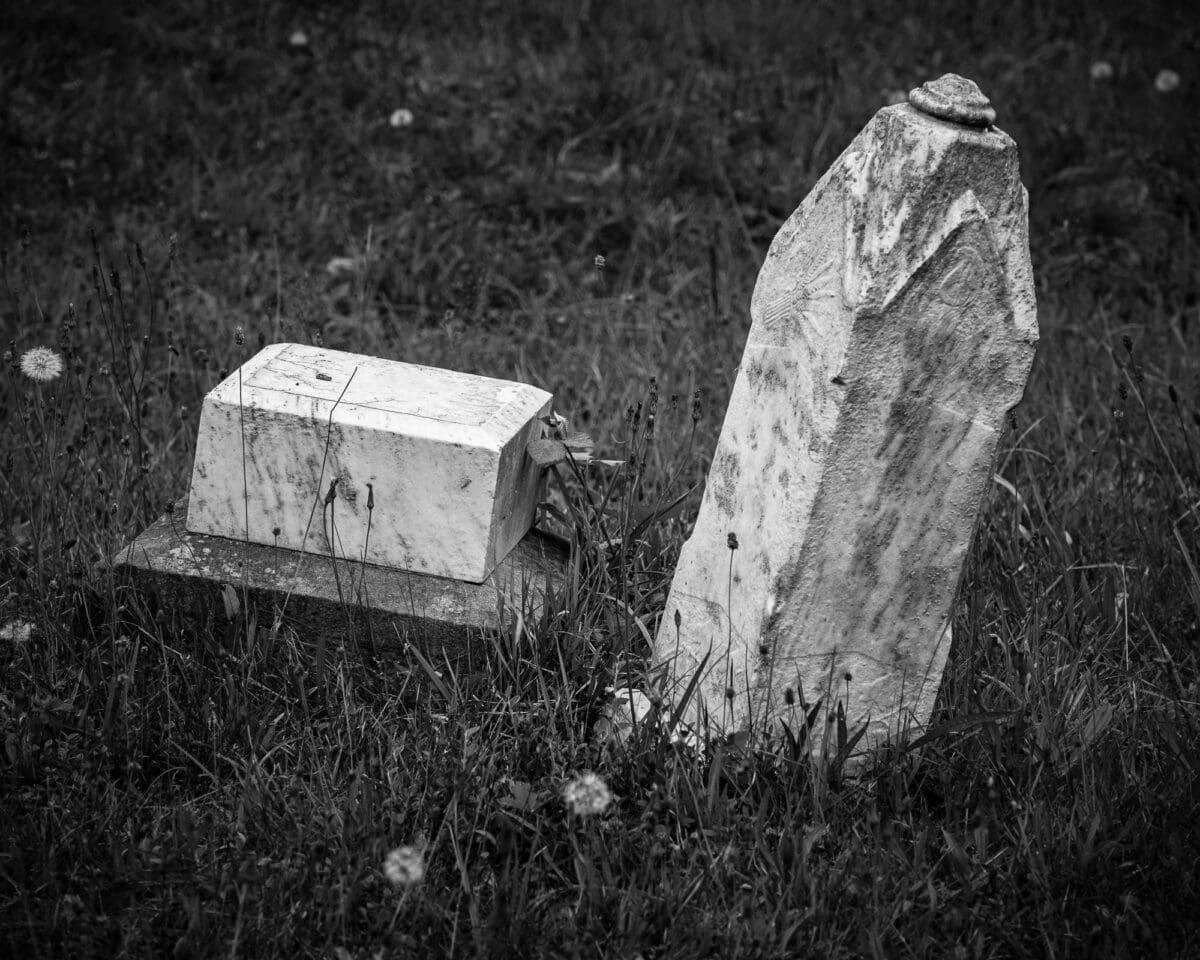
[389,108,415,128]
[1090,60,1114,82]
[0,620,33,643]
[383,845,425,887]
[1155,69,1180,93]
[593,254,606,269]
[289,29,309,48]
[324,256,358,277]
[19,346,63,383]
[563,771,613,817]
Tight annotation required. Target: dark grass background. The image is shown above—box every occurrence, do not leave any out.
[3,1,1200,957]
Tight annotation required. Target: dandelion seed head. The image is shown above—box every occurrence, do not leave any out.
[383,845,425,886]
[20,346,63,383]
[389,108,415,128]
[0,620,33,643]
[1090,60,1114,82]
[289,29,309,48]
[563,771,613,817]
[1155,69,1180,93]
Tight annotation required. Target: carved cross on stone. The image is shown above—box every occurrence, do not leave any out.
[653,75,1039,759]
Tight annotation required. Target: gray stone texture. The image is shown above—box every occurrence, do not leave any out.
[107,497,569,659]
[654,77,1038,758]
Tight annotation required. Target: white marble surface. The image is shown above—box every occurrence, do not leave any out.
[187,343,553,583]
[654,96,1038,759]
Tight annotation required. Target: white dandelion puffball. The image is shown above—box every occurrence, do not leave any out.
[563,771,613,817]
[389,108,415,128]
[1155,69,1180,93]
[383,845,425,887]
[20,346,64,383]
[0,620,33,643]
[1089,60,1114,82]
[289,29,309,48]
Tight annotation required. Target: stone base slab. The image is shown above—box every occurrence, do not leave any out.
[102,497,570,659]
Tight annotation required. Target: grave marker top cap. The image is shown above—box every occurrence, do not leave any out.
[908,73,997,127]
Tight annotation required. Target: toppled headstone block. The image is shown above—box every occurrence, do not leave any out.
[654,75,1039,758]
[187,343,553,583]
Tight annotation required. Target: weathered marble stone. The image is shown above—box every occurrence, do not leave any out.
[187,343,552,583]
[653,75,1038,759]
[107,497,568,656]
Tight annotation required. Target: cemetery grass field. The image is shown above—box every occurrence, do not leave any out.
[3,1,1200,957]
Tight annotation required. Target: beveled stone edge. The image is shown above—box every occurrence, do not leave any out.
[101,496,572,650]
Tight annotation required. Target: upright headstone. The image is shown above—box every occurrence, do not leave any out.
[653,75,1038,758]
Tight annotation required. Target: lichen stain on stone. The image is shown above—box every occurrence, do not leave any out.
[702,598,728,633]
[337,474,359,505]
[849,508,900,583]
[746,354,787,393]
[710,448,741,518]
[888,635,918,671]
[298,452,328,498]
[771,420,790,447]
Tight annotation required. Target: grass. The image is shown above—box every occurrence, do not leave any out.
[2,0,1200,956]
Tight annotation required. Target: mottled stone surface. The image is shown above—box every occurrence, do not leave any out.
[109,497,569,656]
[654,83,1038,758]
[187,343,553,583]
